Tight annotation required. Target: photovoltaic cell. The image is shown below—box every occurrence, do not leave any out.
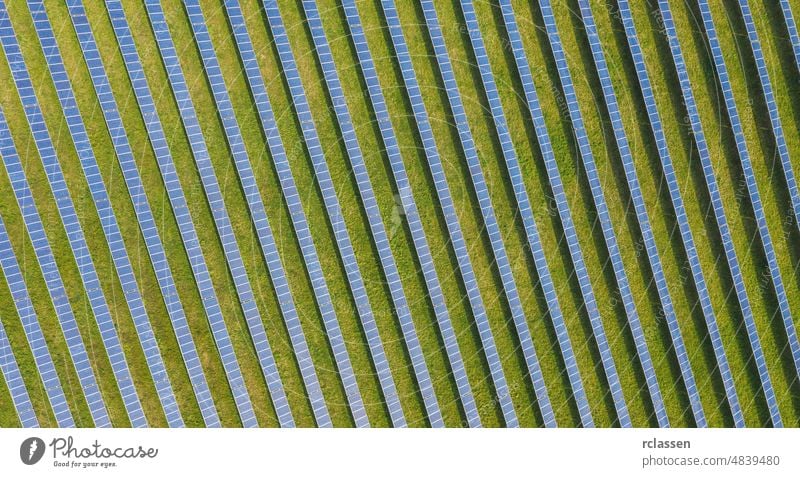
[221,0,405,426]
[615,0,742,427]
[182,0,347,427]
[692,0,792,426]
[0,318,38,427]
[420,0,558,426]
[460,0,593,427]
[377,0,518,427]
[142,0,300,427]
[103,0,260,428]
[0,106,111,428]
[575,0,706,427]
[339,0,480,427]
[0,214,75,427]
[65,0,220,427]
[733,0,800,380]
[27,0,183,427]
[0,0,147,427]
[294,0,444,426]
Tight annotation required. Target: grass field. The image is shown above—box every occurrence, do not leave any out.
[0,0,799,427]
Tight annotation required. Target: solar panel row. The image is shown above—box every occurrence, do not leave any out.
[295,0,443,427]
[418,0,556,427]
[576,0,705,427]
[221,0,405,427]
[780,1,800,79]
[0,317,38,427]
[695,0,791,427]
[103,0,259,428]
[0,0,147,427]
[377,0,517,427]
[733,0,800,382]
[65,0,220,428]
[460,0,591,428]
[529,0,637,426]
[27,0,183,427]
[0,213,75,427]
[183,0,350,427]
[339,0,480,427]
[142,0,300,427]
[655,0,761,428]
[0,106,111,428]
[614,0,741,427]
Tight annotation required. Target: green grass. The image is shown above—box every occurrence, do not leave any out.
[0,0,798,427]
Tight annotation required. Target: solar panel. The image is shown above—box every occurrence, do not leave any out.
[65,0,220,428]
[420,0,560,427]
[694,0,794,426]
[0,0,147,428]
[0,108,111,428]
[103,0,262,428]
[734,0,800,380]
[377,0,518,427]
[26,0,184,428]
[780,1,800,82]
[0,214,75,427]
[460,0,596,428]
[655,0,773,427]
[221,0,407,427]
[339,0,480,427]
[293,0,445,427]
[0,318,38,427]
[614,0,743,427]
[142,0,309,427]
[181,0,350,427]
[575,0,710,427]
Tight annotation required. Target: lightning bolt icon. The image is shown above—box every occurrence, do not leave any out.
[29,440,37,460]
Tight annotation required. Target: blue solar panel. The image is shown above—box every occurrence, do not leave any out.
[103,0,262,428]
[293,0,445,427]
[377,0,518,427]
[461,0,594,428]
[781,1,800,75]
[339,0,481,427]
[0,318,38,427]
[27,0,183,428]
[0,214,75,427]
[0,0,147,428]
[182,0,347,427]
[0,109,111,428]
[143,0,308,427]
[536,0,656,427]
[576,0,709,427]
[694,0,793,426]
[656,0,773,427]
[221,0,407,427]
[614,0,744,427]
[734,0,800,381]
[65,0,220,428]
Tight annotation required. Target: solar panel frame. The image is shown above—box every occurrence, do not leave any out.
[614,0,744,427]
[0,106,111,428]
[26,0,184,427]
[102,0,261,428]
[339,0,480,427]
[0,318,39,427]
[0,213,75,427]
[181,0,353,427]
[377,0,518,427]
[733,0,800,381]
[65,0,221,428]
[293,0,444,427]
[655,0,774,427]
[575,0,711,427]
[0,0,147,427]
